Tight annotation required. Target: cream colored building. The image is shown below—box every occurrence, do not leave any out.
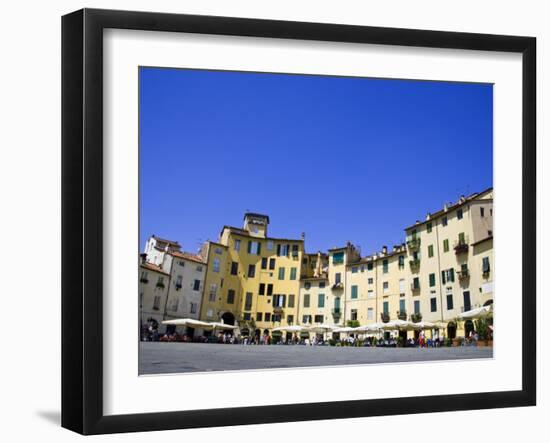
[138,261,170,333]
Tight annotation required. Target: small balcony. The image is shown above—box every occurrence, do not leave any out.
[397,310,407,320]
[454,242,469,255]
[407,237,421,251]
[156,282,165,289]
[139,277,149,284]
[175,283,182,291]
[331,308,342,319]
[458,268,470,281]
[409,259,421,272]
[410,312,422,323]
[380,312,390,323]
[273,306,284,314]
[332,282,344,290]
[410,282,420,292]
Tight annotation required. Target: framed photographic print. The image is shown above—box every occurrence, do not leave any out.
[61,8,536,435]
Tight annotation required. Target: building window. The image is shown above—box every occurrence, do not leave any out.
[398,255,405,269]
[140,271,148,283]
[269,258,276,270]
[153,295,161,310]
[265,313,271,322]
[482,257,491,274]
[278,267,285,280]
[267,284,273,296]
[227,289,235,304]
[383,301,389,315]
[463,291,472,311]
[178,260,185,267]
[290,267,297,280]
[273,294,285,307]
[351,285,358,299]
[213,258,220,273]
[428,244,434,258]
[302,315,311,324]
[457,208,463,220]
[443,239,449,252]
[230,261,238,275]
[259,283,266,295]
[247,241,261,255]
[427,222,432,233]
[367,262,373,271]
[480,207,485,217]
[288,294,295,308]
[256,312,263,321]
[368,278,374,285]
[261,257,268,270]
[446,293,454,310]
[335,273,341,284]
[368,289,374,298]
[442,216,448,226]
[209,284,217,302]
[247,264,256,278]
[317,293,325,308]
[399,278,405,293]
[412,277,420,290]
[206,309,214,319]
[266,240,274,250]
[430,297,437,312]
[332,252,344,265]
[367,308,374,320]
[214,247,222,254]
[196,265,203,272]
[399,298,406,313]
[171,298,179,312]
[351,309,358,321]
[351,266,358,274]
[277,244,289,257]
[383,281,389,293]
[193,279,200,291]
[287,315,294,325]
[441,268,455,284]
[303,293,310,308]
[175,275,183,288]
[314,315,324,323]
[244,292,253,311]
[291,244,299,257]
[234,239,241,251]
[429,273,436,287]
[243,312,251,321]
[382,259,389,273]
[319,281,326,288]
[189,302,197,314]
[414,300,420,314]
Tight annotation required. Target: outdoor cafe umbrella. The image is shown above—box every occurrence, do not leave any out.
[307,324,338,340]
[355,323,384,333]
[333,327,357,333]
[209,322,238,332]
[272,325,307,333]
[162,318,213,329]
[381,319,418,331]
[413,321,438,330]
[456,305,493,320]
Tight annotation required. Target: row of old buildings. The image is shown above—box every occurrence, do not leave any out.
[139,188,494,340]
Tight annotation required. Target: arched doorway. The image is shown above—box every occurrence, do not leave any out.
[221,311,235,325]
[464,320,475,338]
[447,322,457,339]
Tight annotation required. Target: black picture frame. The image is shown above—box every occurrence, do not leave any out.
[62,8,536,435]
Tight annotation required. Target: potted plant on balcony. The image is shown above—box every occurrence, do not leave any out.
[397,310,407,321]
[410,312,422,323]
[380,312,390,323]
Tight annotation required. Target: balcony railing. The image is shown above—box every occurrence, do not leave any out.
[332,282,344,290]
[397,310,407,320]
[458,268,470,280]
[411,313,422,323]
[409,259,421,271]
[140,277,149,284]
[454,242,469,255]
[380,312,390,323]
[407,237,421,250]
[273,306,284,314]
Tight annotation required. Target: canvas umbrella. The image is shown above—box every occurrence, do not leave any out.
[381,319,418,331]
[456,305,493,320]
[272,325,307,333]
[307,324,338,341]
[209,322,238,331]
[162,318,213,329]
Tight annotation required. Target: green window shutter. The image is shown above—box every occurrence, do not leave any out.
[429,273,436,287]
[351,285,358,299]
[441,270,446,284]
[450,268,455,282]
[428,245,433,257]
[257,242,261,255]
[278,267,285,280]
[247,241,252,253]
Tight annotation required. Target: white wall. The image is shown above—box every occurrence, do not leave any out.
[0,0,546,441]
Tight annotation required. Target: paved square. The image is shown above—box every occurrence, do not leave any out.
[139,342,493,375]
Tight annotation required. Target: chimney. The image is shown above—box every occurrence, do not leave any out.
[382,245,388,254]
[443,203,449,212]
[301,232,305,241]
[426,212,431,221]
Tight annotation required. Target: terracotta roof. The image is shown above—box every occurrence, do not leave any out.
[170,251,206,264]
[140,262,170,276]
[404,187,493,231]
[152,235,181,246]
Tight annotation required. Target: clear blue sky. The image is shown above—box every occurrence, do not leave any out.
[140,67,492,256]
